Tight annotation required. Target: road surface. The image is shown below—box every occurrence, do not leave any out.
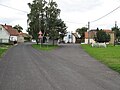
[0,43,120,90]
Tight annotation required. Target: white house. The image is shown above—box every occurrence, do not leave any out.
[0,25,9,43]
[63,31,81,43]
[0,24,19,43]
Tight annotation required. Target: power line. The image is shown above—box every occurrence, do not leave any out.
[91,5,120,23]
[64,21,86,25]
[1,3,120,28]
[0,3,28,13]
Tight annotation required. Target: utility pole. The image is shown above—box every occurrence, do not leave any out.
[114,21,117,46]
[88,22,90,44]
[115,21,117,28]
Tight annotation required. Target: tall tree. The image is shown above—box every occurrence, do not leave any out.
[27,0,67,45]
[46,0,61,45]
[13,24,23,32]
[27,0,47,44]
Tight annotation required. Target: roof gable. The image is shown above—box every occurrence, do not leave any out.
[2,24,19,36]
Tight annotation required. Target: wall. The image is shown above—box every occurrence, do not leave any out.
[85,39,96,44]
[10,36,18,41]
[17,35,24,43]
[0,25,10,43]
[109,33,114,44]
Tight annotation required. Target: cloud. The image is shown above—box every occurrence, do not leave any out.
[57,0,102,12]
[0,0,120,32]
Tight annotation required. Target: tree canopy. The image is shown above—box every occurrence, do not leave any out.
[13,24,23,32]
[76,27,88,39]
[112,26,120,42]
[27,0,67,45]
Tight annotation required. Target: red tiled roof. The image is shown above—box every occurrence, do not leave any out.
[103,29,113,33]
[85,29,114,39]
[2,25,19,36]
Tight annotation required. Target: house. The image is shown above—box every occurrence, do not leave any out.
[63,31,75,43]
[17,32,25,43]
[17,32,32,43]
[85,29,115,44]
[0,24,19,43]
[63,31,81,43]
[72,33,81,43]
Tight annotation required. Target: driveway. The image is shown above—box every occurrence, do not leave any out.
[0,43,120,90]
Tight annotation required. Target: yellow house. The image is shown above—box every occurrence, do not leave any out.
[85,29,115,44]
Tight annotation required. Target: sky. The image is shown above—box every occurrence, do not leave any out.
[0,0,120,33]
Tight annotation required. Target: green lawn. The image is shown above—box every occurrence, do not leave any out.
[81,44,120,73]
[0,45,10,57]
[32,44,58,51]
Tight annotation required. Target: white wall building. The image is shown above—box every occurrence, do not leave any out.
[0,24,19,43]
[63,31,80,43]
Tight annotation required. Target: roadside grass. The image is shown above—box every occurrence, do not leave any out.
[32,44,58,51]
[81,44,120,73]
[0,44,11,57]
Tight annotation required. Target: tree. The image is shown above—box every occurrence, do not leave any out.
[27,0,67,45]
[76,27,88,39]
[27,0,47,44]
[95,30,110,43]
[13,24,23,32]
[46,0,61,45]
[56,19,67,40]
[112,26,120,42]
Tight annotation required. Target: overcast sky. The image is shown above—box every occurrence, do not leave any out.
[0,0,120,32]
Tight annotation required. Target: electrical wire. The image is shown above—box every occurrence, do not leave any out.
[0,3,28,13]
[91,5,120,23]
[0,3,120,26]
[64,21,86,25]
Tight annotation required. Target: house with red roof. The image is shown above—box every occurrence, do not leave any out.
[0,24,19,43]
[85,29,115,44]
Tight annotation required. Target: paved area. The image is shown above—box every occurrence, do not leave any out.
[0,43,120,90]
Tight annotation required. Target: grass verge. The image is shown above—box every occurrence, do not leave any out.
[32,44,58,51]
[81,44,120,73]
[0,45,11,57]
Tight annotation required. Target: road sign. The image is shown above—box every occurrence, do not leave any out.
[38,35,43,39]
[38,31,42,35]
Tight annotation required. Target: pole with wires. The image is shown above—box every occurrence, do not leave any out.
[87,22,90,44]
[114,21,117,46]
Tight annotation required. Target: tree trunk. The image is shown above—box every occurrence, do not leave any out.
[36,39,39,45]
[52,38,55,46]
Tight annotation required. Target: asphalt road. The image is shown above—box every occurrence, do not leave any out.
[0,43,120,90]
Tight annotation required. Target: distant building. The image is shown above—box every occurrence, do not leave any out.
[72,33,81,43]
[18,32,32,43]
[63,31,81,43]
[85,29,115,44]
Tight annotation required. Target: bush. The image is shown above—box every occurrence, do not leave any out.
[95,30,110,43]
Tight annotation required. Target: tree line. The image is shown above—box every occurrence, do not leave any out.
[27,0,67,45]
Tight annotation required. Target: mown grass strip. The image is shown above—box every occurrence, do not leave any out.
[0,45,11,57]
[81,44,120,73]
